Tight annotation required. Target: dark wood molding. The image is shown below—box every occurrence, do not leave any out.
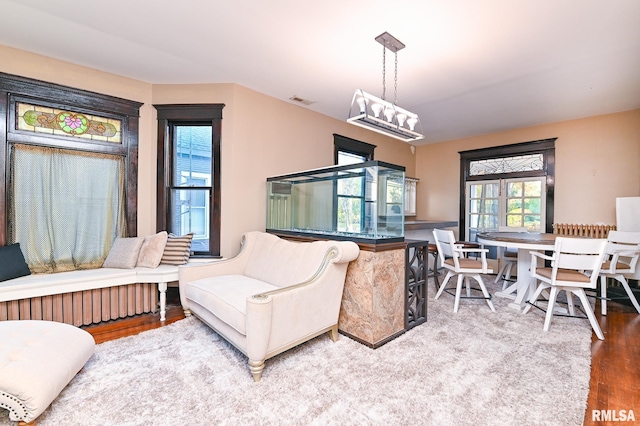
[333,133,376,164]
[268,231,407,253]
[153,104,223,257]
[458,138,557,238]
[0,73,141,244]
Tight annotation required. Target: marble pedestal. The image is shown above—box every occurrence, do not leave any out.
[338,247,406,348]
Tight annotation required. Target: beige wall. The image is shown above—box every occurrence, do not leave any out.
[1,45,415,257]
[414,109,640,235]
[152,84,416,255]
[9,44,634,256]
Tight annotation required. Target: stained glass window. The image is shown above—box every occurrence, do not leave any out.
[17,102,122,143]
[469,154,543,176]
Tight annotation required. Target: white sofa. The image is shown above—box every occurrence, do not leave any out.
[179,231,360,381]
[0,265,179,321]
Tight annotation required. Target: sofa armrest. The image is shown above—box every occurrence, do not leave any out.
[244,244,357,361]
[251,243,357,298]
[330,241,360,264]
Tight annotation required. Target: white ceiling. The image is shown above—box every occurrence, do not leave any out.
[1,0,639,145]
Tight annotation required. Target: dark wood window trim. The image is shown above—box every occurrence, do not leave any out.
[0,72,142,245]
[154,104,224,258]
[333,133,376,164]
[458,138,556,236]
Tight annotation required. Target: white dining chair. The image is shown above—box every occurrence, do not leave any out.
[433,229,495,313]
[597,231,640,315]
[493,226,528,289]
[523,236,608,340]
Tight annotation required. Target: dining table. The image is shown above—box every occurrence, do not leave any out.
[476,232,557,311]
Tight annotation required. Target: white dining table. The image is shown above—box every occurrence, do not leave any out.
[476,232,557,311]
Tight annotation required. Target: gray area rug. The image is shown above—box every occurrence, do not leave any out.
[0,279,592,425]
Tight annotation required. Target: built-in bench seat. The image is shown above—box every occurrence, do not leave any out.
[0,265,179,324]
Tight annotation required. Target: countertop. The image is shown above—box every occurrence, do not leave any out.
[404,220,458,231]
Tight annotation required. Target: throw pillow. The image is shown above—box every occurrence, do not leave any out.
[103,237,145,269]
[136,231,168,268]
[160,233,194,265]
[0,243,31,282]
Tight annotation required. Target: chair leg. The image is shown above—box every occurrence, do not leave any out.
[567,291,575,316]
[522,281,546,314]
[454,274,464,313]
[471,274,496,312]
[435,271,454,299]
[574,288,605,340]
[429,252,441,290]
[542,286,559,332]
[600,275,608,316]
[465,276,472,298]
[617,275,640,314]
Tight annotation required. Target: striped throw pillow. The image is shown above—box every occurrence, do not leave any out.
[160,233,194,265]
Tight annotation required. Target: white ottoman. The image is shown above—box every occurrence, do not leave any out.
[0,320,95,424]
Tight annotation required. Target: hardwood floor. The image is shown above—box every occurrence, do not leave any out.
[82,289,639,423]
[83,305,186,345]
[583,300,639,425]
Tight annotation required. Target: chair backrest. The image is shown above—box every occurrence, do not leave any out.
[551,237,607,288]
[606,231,640,279]
[432,228,459,265]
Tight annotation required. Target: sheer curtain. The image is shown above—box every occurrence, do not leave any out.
[8,144,126,273]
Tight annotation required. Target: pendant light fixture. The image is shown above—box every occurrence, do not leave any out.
[347,32,424,142]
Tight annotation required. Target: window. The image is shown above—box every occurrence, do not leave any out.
[332,134,376,232]
[0,72,141,272]
[466,177,546,242]
[154,104,223,258]
[333,133,376,165]
[459,139,556,243]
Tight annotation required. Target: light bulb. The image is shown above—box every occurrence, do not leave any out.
[356,97,368,113]
[397,113,407,127]
[384,108,395,123]
[371,103,384,118]
[407,117,418,131]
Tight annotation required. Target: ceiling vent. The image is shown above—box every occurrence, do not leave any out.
[289,95,315,106]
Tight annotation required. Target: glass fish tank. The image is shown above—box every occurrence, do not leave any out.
[266,161,405,243]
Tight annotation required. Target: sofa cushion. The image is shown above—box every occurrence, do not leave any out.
[184,275,278,335]
[103,237,144,269]
[244,234,336,287]
[136,231,168,268]
[0,243,31,282]
[161,233,194,265]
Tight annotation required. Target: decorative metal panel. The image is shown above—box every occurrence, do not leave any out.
[406,241,428,329]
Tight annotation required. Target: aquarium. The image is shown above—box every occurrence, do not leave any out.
[266,161,405,243]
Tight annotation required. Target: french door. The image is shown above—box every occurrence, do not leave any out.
[465,176,546,242]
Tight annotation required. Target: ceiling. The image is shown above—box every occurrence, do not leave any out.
[1,0,639,145]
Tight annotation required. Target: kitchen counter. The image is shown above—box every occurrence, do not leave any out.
[404,220,458,241]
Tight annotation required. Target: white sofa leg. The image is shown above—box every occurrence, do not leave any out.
[328,324,339,342]
[183,309,192,317]
[249,359,265,382]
